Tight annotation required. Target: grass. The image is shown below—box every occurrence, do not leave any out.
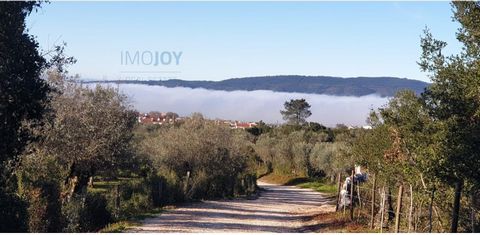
[99,221,141,233]
[99,207,165,233]
[259,173,337,195]
[91,176,164,233]
[88,177,141,194]
[304,210,378,233]
[296,180,337,195]
[259,173,307,185]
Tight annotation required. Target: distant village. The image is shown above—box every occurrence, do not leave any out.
[137,111,258,129]
[136,111,374,130]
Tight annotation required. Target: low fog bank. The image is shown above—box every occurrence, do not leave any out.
[98,84,389,127]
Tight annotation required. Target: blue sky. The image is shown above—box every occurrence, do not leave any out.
[27,1,461,82]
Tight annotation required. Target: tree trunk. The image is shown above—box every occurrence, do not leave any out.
[451,180,463,233]
[394,184,403,233]
[73,174,90,195]
[88,176,94,188]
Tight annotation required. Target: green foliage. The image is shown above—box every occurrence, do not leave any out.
[83,193,112,231]
[25,183,62,232]
[0,1,49,175]
[246,120,272,137]
[0,190,28,232]
[0,2,54,230]
[255,122,356,181]
[136,114,257,201]
[418,2,480,186]
[280,98,312,125]
[36,74,138,198]
[62,193,112,232]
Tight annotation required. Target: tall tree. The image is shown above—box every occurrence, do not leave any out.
[419,2,480,232]
[280,99,312,125]
[41,78,137,199]
[0,1,49,185]
[0,2,49,231]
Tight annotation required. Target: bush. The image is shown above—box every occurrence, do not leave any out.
[105,178,155,220]
[62,192,112,232]
[25,182,62,232]
[61,196,83,232]
[0,190,28,232]
[83,192,112,231]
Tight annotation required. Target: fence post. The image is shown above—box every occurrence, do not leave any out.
[350,170,355,221]
[115,184,120,217]
[395,184,404,233]
[357,182,362,211]
[429,187,435,233]
[370,173,376,229]
[408,184,413,232]
[184,171,190,195]
[380,186,385,233]
[471,189,477,233]
[336,172,342,211]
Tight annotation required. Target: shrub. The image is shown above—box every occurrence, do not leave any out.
[83,192,112,231]
[0,190,28,232]
[62,192,112,232]
[25,182,62,232]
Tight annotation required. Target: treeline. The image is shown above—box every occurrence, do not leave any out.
[251,122,360,181]
[0,2,259,232]
[349,2,480,232]
[135,114,259,201]
[2,73,261,232]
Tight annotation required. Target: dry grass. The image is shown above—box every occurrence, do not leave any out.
[259,174,336,195]
[258,173,306,185]
[301,209,378,233]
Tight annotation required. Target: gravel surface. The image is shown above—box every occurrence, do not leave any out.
[129,181,335,233]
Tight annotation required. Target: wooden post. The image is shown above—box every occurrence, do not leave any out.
[413,204,416,233]
[370,173,376,229]
[358,182,362,210]
[350,170,355,221]
[114,184,120,218]
[428,187,435,233]
[184,171,191,195]
[451,180,463,233]
[408,184,413,232]
[471,189,477,233]
[336,172,342,211]
[380,187,386,233]
[394,184,404,233]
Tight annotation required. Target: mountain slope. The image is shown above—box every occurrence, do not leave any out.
[86,75,429,97]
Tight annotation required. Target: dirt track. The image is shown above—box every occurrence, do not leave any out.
[129,181,335,233]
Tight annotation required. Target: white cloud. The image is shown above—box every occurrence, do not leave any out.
[102,84,389,127]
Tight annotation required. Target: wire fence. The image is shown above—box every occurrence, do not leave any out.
[333,172,479,233]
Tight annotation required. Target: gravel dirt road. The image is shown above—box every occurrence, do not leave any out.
[129,181,336,233]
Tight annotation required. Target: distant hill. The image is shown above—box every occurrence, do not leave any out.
[85,75,429,97]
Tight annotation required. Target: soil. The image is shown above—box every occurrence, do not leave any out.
[129,181,336,233]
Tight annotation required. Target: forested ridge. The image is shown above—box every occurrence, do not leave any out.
[88,75,428,97]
